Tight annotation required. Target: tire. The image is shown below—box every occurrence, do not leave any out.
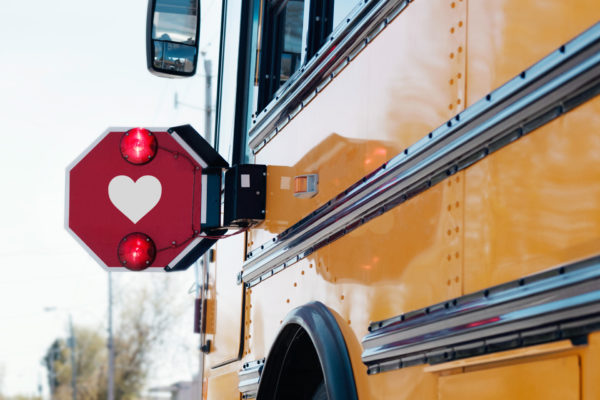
[311,382,328,400]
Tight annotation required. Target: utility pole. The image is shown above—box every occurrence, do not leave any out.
[68,314,76,400]
[107,272,115,400]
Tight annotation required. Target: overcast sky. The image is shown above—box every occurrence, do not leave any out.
[0,0,221,396]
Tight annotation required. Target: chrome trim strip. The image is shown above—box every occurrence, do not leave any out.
[241,22,600,287]
[361,255,600,374]
[238,359,264,399]
[248,0,411,151]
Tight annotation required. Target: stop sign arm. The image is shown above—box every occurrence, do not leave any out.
[164,228,227,272]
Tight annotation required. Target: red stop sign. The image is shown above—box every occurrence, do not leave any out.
[66,125,227,271]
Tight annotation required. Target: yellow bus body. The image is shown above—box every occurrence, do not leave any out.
[202,1,600,398]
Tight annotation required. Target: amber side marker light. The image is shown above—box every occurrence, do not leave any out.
[117,232,156,271]
[120,127,158,164]
[294,174,319,198]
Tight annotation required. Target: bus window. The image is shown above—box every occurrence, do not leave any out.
[256,0,360,113]
[332,0,358,28]
[279,1,305,85]
[258,0,307,110]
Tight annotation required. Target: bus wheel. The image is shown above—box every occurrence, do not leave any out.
[311,382,327,400]
[256,302,358,400]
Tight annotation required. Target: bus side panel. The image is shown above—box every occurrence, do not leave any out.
[205,363,241,400]
[464,97,600,293]
[466,0,600,106]
[249,0,466,250]
[439,356,580,400]
[241,2,600,400]
[463,1,600,293]
[249,2,467,399]
[207,235,246,365]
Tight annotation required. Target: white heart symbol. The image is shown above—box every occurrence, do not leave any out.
[108,175,162,224]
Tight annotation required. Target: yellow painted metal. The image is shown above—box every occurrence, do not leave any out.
[206,234,246,367]
[438,356,580,400]
[205,362,241,400]
[249,0,467,362]
[249,0,467,253]
[208,0,600,398]
[424,340,574,373]
[363,332,600,399]
[466,0,600,106]
[463,0,600,293]
[463,97,600,293]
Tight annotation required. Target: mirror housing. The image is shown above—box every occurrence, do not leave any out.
[146,0,200,78]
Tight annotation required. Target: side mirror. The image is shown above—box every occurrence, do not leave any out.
[146,0,200,77]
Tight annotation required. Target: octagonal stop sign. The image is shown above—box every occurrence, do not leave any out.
[66,125,228,272]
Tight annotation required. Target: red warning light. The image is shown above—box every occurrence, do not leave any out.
[120,127,158,165]
[117,232,157,271]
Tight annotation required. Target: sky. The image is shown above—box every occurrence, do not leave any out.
[0,0,222,397]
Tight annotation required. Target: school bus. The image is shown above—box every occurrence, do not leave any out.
[147,0,600,399]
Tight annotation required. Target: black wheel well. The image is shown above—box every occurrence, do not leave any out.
[257,302,358,400]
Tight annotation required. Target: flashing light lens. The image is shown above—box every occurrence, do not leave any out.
[120,128,158,164]
[117,232,156,271]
